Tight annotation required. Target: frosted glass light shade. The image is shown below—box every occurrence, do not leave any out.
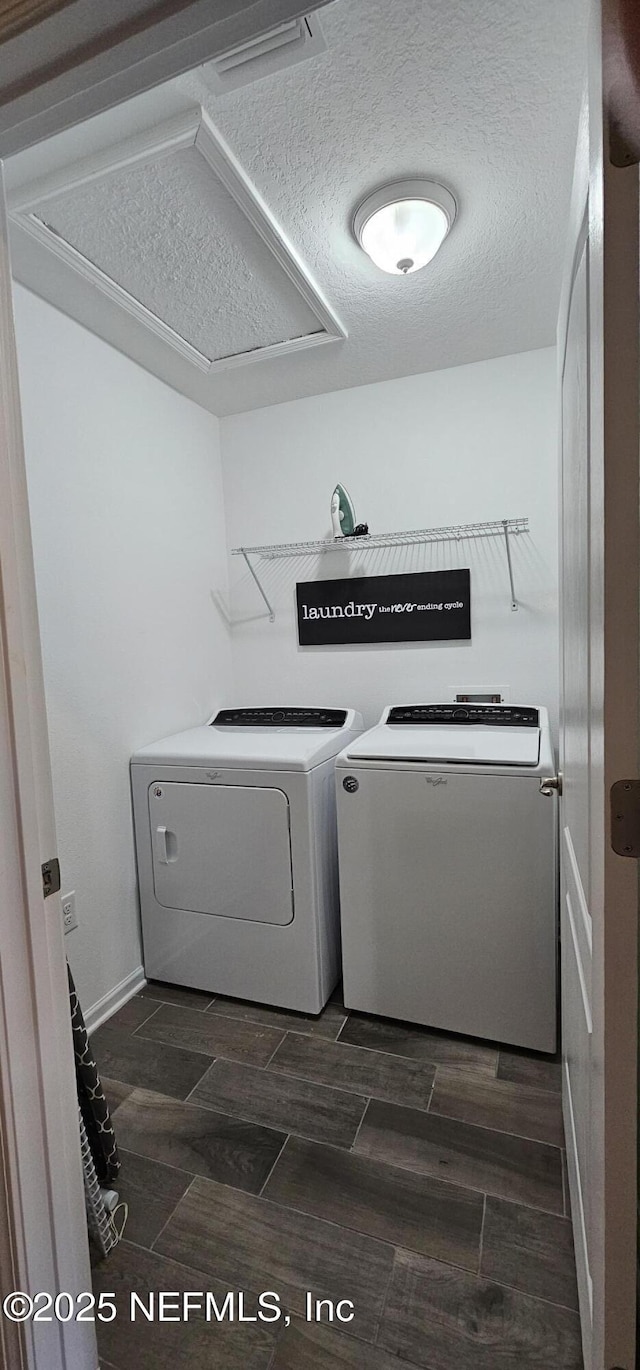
[353,180,456,276]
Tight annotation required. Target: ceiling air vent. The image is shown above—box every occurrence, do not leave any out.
[209,15,326,94]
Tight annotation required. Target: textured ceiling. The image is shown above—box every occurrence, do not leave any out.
[37,145,321,360]
[6,0,587,414]
[184,0,587,412]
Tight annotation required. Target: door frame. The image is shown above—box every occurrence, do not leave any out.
[557,1,640,1363]
[0,161,96,1369]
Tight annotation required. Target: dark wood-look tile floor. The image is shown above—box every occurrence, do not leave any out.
[91,981,581,1369]
[207,994,348,1039]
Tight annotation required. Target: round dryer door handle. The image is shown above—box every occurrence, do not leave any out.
[539,773,563,797]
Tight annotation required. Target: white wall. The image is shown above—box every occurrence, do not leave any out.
[13,318,558,1013]
[221,348,559,732]
[14,285,232,1015]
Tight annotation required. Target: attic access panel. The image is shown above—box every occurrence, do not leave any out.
[9,110,346,373]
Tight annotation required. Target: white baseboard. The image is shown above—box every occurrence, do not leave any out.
[85,965,146,1034]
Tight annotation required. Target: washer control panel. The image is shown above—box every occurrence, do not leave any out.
[387,704,539,727]
[212,707,348,728]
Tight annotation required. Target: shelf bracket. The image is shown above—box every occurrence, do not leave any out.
[502,520,518,611]
[241,551,275,622]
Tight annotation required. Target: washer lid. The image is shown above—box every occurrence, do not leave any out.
[343,704,542,767]
[131,706,361,771]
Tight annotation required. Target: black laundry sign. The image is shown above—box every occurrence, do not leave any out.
[296,569,471,646]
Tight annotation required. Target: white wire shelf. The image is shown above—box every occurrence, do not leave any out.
[231,517,529,620]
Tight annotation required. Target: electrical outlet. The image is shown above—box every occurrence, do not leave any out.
[61,891,77,934]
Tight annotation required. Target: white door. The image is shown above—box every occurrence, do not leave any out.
[0,167,96,1366]
[558,3,639,1366]
[149,781,294,923]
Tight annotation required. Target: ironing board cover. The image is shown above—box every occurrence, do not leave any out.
[67,964,120,1184]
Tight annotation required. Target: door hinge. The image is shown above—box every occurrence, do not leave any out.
[610,780,640,857]
[41,858,61,898]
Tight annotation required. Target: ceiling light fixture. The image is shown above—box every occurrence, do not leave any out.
[353,179,457,276]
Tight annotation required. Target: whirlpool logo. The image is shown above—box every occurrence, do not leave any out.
[425,776,447,786]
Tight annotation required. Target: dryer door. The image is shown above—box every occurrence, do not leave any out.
[148,782,294,925]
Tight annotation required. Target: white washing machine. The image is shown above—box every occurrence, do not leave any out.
[131,706,362,1012]
[336,703,558,1052]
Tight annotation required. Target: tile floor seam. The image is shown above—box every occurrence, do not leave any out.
[348,1096,371,1151]
[114,1074,211,1104]
[362,1094,566,1150]
[113,1229,294,1318]
[261,1033,289,1068]
[334,1021,499,1073]
[373,1246,407,1352]
[347,1148,565,1218]
[467,1259,579,1314]
[117,1140,194,1184]
[562,1148,570,1217]
[264,1337,279,1370]
[250,1186,482,1277]
[495,1069,563,1095]
[132,1020,265,1062]
[258,1133,292,1197]
[434,1066,564,1101]
[138,1214,396,1351]
[113,1140,200,1193]
[142,1007,296,1050]
[182,1171,400,1255]
[98,1055,216,1105]
[269,1312,428,1370]
[281,1074,436,1110]
[141,992,217,1012]
[256,1124,490,1189]
[471,1270,582,1316]
[391,1241,583,1316]
[128,1002,175,1038]
[248,1137,489,1270]
[149,1175,199,1253]
[98,1009,159,1041]
[124,1021,281,1075]
[425,1072,437,1112]
[182,1063,220,1105]
[264,1049,438,1109]
[202,1005,348,1041]
[175,1091,366,1151]
[120,1002,165,1034]
[477,1192,487,1274]
[427,1101,564,1149]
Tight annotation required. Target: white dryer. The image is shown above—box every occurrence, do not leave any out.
[336,703,557,1052]
[131,707,362,1013]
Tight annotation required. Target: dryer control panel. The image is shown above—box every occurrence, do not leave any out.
[212,707,348,728]
[387,704,539,727]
